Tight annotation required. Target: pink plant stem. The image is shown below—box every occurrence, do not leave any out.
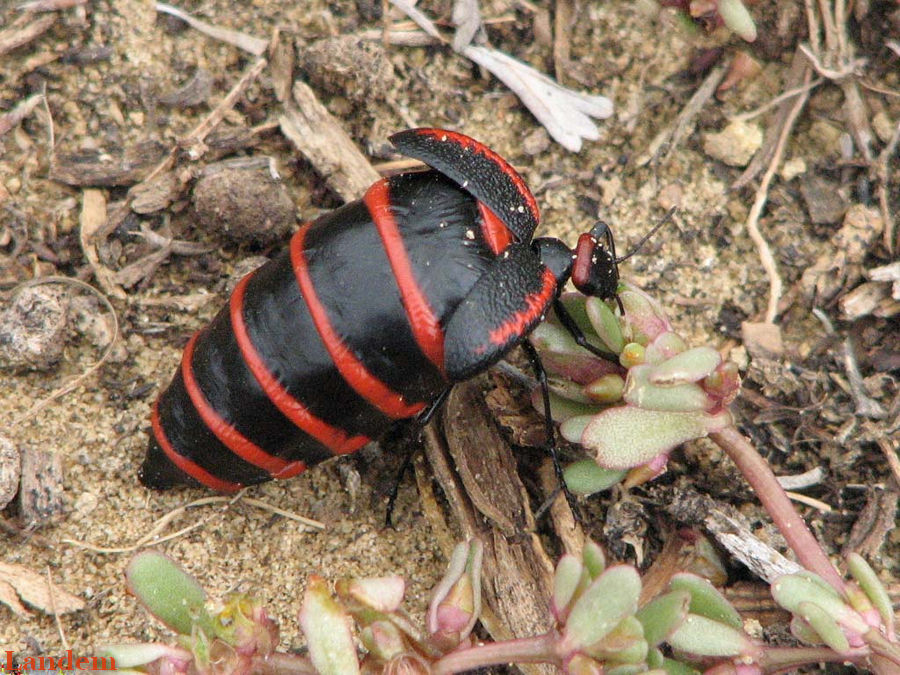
[254,652,319,674]
[710,427,846,593]
[758,645,870,670]
[432,631,561,674]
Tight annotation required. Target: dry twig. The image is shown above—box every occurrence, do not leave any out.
[637,65,726,166]
[154,2,268,55]
[0,93,44,137]
[743,60,812,323]
[279,81,381,201]
[0,12,56,57]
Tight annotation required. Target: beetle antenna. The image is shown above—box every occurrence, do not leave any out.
[614,207,676,263]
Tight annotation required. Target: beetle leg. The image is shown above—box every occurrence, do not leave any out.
[385,387,453,528]
[552,297,620,363]
[520,339,582,523]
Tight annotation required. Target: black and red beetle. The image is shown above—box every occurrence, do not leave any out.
[140,128,621,492]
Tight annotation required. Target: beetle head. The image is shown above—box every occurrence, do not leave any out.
[571,221,620,302]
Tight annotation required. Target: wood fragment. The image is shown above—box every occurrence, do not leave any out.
[841,333,886,419]
[19,0,87,10]
[0,562,84,615]
[703,508,801,583]
[0,13,56,57]
[839,281,891,320]
[552,0,573,83]
[420,380,557,675]
[723,581,791,626]
[443,385,531,536]
[19,446,64,528]
[128,170,180,214]
[0,434,20,511]
[0,580,30,618]
[51,140,168,187]
[112,245,173,288]
[269,27,295,103]
[0,93,44,137]
[538,460,585,557]
[279,80,381,201]
[155,2,268,55]
[842,486,899,560]
[79,189,125,299]
[356,27,439,47]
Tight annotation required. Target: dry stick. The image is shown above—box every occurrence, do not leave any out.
[0,13,56,56]
[711,426,846,593]
[874,120,900,254]
[4,277,119,430]
[784,491,832,513]
[45,567,70,651]
[63,495,230,554]
[637,65,726,166]
[730,78,824,123]
[0,93,44,136]
[241,497,325,530]
[64,493,323,554]
[154,2,268,55]
[871,428,900,488]
[733,51,810,190]
[743,64,811,324]
[137,57,268,188]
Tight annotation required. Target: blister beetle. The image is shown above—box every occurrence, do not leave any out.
[141,128,622,492]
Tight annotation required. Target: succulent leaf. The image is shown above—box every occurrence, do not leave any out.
[299,575,361,675]
[580,407,732,469]
[563,459,628,495]
[635,590,691,647]
[669,573,742,629]
[125,551,213,637]
[667,613,754,657]
[563,565,641,652]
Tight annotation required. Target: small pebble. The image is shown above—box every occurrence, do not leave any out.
[193,160,296,245]
[0,285,70,371]
[0,434,20,511]
[702,120,762,167]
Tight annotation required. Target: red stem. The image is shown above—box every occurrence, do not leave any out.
[432,631,561,674]
[710,427,846,593]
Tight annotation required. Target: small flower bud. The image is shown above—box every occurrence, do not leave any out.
[620,343,646,368]
[427,540,483,649]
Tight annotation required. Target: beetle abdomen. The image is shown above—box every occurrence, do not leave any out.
[142,171,500,491]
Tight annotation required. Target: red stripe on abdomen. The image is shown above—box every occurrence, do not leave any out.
[289,224,426,420]
[230,272,371,454]
[151,401,244,493]
[180,331,307,479]
[365,179,446,373]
